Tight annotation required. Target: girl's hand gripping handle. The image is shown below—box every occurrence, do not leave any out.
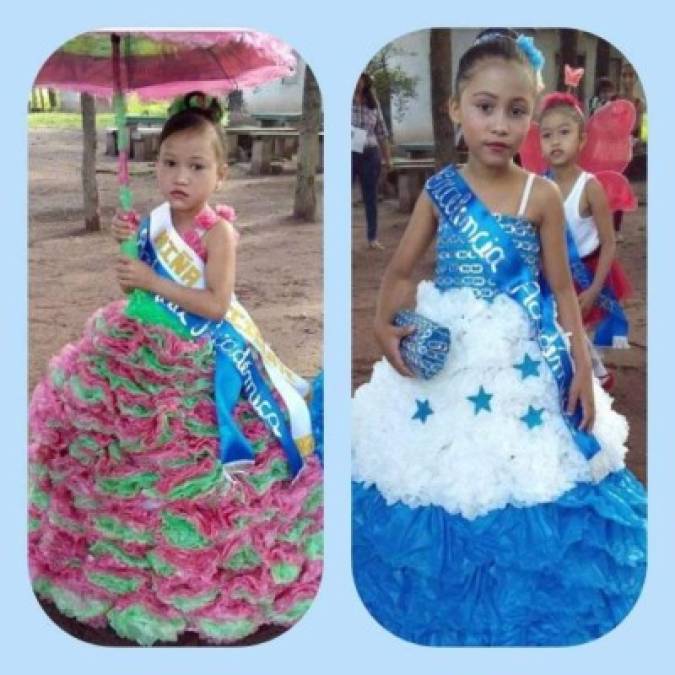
[112,210,140,258]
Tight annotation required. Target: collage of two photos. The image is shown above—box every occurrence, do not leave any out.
[27,26,646,648]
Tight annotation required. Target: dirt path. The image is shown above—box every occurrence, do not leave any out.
[352,180,647,485]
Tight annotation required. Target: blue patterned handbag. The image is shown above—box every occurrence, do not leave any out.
[393,310,451,379]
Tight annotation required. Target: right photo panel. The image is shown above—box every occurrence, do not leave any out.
[351,27,647,647]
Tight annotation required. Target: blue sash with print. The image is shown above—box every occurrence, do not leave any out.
[426,166,601,460]
[564,227,630,348]
[136,216,306,477]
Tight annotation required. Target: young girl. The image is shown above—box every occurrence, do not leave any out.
[539,92,633,390]
[28,93,323,646]
[352,31,646,646]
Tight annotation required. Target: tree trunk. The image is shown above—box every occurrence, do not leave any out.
[37,88,45,111]
[293,66,321,221]
[81,93,101,232]
[557,29,580,91]
[48,88,58,110]
[378,79,393,140]
[594,37,611,80]
[429,29,456,170]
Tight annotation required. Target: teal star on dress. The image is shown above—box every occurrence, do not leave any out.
[467,386,493,415]
[412,399,433,423]
[520,405,544,429]
[514,354,541,380]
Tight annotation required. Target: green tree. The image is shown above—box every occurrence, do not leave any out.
[366,44,419,137]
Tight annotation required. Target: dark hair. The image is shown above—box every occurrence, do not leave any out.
[355,72,378,109]
[454,28,532,95]
[538,92,585,132]
[159,91,226,163]
[595,77,615,95]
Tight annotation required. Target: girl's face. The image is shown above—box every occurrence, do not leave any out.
[157,126,225,220]
[451,58,535,169]
[539,109,584,168]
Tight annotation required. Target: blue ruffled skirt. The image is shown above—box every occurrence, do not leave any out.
[352,469,646,646]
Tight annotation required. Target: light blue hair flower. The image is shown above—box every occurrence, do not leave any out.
[515,34,545,72]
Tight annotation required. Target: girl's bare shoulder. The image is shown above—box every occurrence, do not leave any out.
[204,218,238,251]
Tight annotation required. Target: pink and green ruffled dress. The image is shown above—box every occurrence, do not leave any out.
[28,206,323,645]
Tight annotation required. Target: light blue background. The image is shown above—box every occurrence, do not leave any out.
[3,1,672,673]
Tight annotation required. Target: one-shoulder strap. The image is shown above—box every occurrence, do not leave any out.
[517,172,536,217]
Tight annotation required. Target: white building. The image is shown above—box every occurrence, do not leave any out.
[376,29,644,145]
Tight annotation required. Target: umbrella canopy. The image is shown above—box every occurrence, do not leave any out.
[34,30,296,98]
[33,29,296,214]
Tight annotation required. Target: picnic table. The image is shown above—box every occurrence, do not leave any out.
[225,126,323,175]
[126,114,166,128]
[391,157,437,213]
[251,112,302,128]
[397,142,435,159]
[105,116,167,160]
[105,115,167,159]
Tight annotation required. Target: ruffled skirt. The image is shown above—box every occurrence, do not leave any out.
[29,301,323,645]
[351,283,646,645]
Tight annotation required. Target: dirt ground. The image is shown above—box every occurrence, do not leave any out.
[27,127,323,646]
[352,179,647,486]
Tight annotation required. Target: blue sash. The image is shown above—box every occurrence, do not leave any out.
[542,170,629,348]
[136,216,306,477]
[426,166,601,460]
[564,227,630,348]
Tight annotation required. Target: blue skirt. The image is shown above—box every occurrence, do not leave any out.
[352,469,646,646]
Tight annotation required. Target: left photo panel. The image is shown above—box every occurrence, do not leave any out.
[28,29,323,646]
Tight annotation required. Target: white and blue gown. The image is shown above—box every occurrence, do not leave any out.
[351,169,646,647]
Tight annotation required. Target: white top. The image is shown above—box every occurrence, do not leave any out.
[564,171,600,257]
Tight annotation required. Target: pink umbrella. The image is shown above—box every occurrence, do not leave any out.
[35,30,296,211]
[35,31,295,100]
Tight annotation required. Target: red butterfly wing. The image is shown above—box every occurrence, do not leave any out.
[595,171,638,212]
[519,122,548,174]
[579,100,636,174]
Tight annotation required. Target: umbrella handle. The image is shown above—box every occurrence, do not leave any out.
[120,239,137,259]
[111,33,133,212]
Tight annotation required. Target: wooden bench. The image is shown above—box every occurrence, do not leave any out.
[391,158,437,212]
